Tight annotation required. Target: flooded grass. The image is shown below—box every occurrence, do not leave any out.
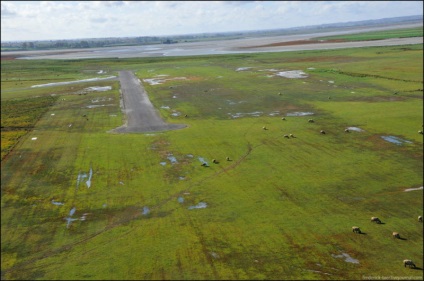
[1,44,422,280]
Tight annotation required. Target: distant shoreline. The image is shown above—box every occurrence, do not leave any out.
[2,22,422,60]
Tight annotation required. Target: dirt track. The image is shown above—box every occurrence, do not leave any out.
[110,71,186,133]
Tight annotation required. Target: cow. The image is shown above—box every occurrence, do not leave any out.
[392,232,400,239]
[352,226,361,233]
[371,217,382,224]
[403,260,416,268]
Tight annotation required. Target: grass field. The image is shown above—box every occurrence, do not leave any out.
[1,41,423,280]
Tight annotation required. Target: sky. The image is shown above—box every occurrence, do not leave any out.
[1,1,423,42]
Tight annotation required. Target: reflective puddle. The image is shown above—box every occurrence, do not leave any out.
[142,206,150,215]
[404,186,423,192]
[332,253,359,264]
[188,202,207,209]
[381,136,412,145]
[286,112,314,116]
[52,200,64,206]
[346,126,363,132]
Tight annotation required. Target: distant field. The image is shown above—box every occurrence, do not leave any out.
[1,42,423,280]
[315,27,423,41]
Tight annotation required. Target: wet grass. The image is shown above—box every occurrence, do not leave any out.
[1,44,423,280]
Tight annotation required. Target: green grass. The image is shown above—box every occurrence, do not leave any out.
[1,44,423,280]
[315,27,423,41]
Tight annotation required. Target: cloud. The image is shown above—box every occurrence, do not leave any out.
[1,2,17,17]
[1,1,422,41]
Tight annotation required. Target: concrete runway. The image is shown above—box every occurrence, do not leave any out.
[110,71,186,133]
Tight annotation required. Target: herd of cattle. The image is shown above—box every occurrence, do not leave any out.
[352,215,423,269]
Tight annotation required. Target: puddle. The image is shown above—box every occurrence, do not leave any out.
[97,70,104,74]
[332,253,359,264]
[209,252,220,259]
[346,127,363,132]
[64,217,78,228]
[31,76,116,88]
[31,137,37,140]
[69,207,76,216]
[91,97,113,103]
[51,113,55,116]
[269,111,280,116]
[188,202,207,210]
[119,181,124,185]
[404,186,423,192]
[86,167,93,188]
[51,200,64,206]
[198,157,208,166]
[228,111,263,118]
[142,206,150,215]
[306,269,332,276]
[179,176,185,180]
[167,154,178,164]
[286,112,314,117]
[86,104,114,109]
[178,197,184,203]
[84,86,112,92]
[236,67,253,71]
[274,70,308,79]
[160,162,167,166]
[328,80,335,84]
[381,136,412,145]
[102,203,107,208]
[143,76,187,85]
[171,112,181,117]
[76,172,88,188]
[161,106,170,109]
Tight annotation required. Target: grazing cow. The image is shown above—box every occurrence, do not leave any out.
[289,134,294,138]
[419,130,423,134]
[345,128,350,133]
[263,126,267,130]
[403,260,416,268]
[212,159,218,164]
[308,119,314,123]
[281,117,286,120]
[352,226,361,233]
[320,130,326,134]
[371,217,382,224]
[226,157,230,161]
[283,134,290,138]
[419,216,423,222]
[392,232,400,239]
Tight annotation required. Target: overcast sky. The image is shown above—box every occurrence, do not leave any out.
[1,1,423,42]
